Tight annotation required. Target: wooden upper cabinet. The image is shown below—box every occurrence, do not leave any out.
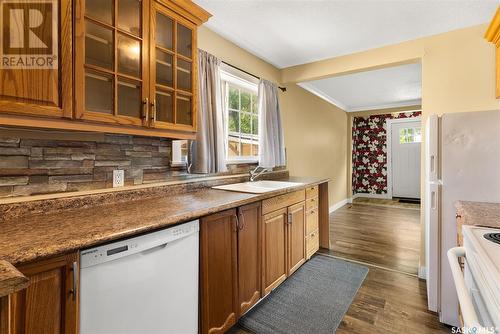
[0,0,209,138]
[237,202,262,315]
[150,3,197,132]
[485,6,500,98]
[0,252,79,334]
[0,0,72,118]
[73,0,208,136]
[200,209,238,334]
[75,0,150,126]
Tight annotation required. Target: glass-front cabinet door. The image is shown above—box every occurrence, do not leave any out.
[75,0,149,126]
[150,2,197,131]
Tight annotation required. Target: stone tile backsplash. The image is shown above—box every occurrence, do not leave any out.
[0,134,185,198]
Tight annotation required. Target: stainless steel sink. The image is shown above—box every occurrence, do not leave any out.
[212,180,304,194]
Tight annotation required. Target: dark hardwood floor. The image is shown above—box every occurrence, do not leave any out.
[327,202,421,275]
[319,254,451,334]
[228,203,451,333]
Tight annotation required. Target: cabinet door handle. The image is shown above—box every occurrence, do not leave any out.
[238,213,245,230]
[70,261,78,301]
[288,213,292,224]
[234,214,240,231]
[142,97,149,123]
[150,99,157,124]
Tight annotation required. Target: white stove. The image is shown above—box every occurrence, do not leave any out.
[448,225,500,333]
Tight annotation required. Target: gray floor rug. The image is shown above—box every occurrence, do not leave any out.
[239,255,369,334]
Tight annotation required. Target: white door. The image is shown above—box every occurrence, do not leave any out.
[390,119,421,198]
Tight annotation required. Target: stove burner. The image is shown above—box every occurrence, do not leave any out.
[484,233,500,245]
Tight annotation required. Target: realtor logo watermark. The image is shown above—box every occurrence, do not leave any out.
[0,0,58,69]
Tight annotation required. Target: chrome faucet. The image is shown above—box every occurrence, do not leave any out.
[250,166,270,182]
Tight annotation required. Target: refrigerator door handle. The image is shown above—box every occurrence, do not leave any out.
[430,155,435,176]
[431,190,436,210]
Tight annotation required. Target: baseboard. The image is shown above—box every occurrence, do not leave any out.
[329,198,349,213]
[418,266,427,280]
[352,193,392,200]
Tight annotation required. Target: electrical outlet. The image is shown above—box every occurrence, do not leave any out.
[113,170,124,187]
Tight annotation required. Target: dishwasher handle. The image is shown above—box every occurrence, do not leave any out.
[447,247,492,333]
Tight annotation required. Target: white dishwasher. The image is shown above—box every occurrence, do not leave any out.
[80,220,199,334]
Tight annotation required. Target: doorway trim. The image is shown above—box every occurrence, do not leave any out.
[386,116,421,199]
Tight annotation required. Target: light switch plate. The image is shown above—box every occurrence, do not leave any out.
[113,169,124,187]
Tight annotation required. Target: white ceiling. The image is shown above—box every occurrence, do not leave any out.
[299,62,422,112]
[194,0,499,68]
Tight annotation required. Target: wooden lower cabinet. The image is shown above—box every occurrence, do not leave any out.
[262,191,309,296]
[262,208,288,296]
[0,252,79,334]
[200,203,262,334]
[200,209,238,334]
[287,202,306,275]
[237,202,262,315]
[305,187,320,260]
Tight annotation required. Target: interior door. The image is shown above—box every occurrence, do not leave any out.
[391,119,421,199]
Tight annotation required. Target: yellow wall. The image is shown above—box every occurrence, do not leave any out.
[282,23,500,115]
[198,26,349,207]
[281,23,500,267]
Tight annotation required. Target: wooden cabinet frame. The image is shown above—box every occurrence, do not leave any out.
[0,0,73,119]
[261,207,288,296]
[0,0,210,139]
[0,252,79,334]
[485,6,500,98]
[200,209,238,334]
[150,2,198,133]
[74,0,151,126]
[287,202,306,276]
[237,202,262,315]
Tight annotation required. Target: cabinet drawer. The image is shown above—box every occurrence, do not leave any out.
[305,197,318,211]
[306,230,319,259]
[305,186,318,199]
[306,209,319,235]
[262,190,305,215]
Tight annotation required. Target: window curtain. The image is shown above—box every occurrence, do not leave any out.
[258,79,286,168]
[191,49,227,174]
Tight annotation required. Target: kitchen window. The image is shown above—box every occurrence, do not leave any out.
[399,127,422,144]
[221,68,259,163]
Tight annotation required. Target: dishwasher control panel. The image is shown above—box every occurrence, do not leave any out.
[80,220,199,268]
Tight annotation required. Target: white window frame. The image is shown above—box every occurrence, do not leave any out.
[220,66,260,165]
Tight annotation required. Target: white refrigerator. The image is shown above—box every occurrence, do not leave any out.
[425,110,500,326]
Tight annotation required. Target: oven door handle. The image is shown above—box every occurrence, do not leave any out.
[447,246,485,331]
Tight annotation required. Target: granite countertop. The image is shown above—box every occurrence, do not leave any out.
[0,260,29,298]
[455,200,500,228]
[0,176,328,296]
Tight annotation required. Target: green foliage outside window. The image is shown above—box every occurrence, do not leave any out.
[226,82,259,158]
